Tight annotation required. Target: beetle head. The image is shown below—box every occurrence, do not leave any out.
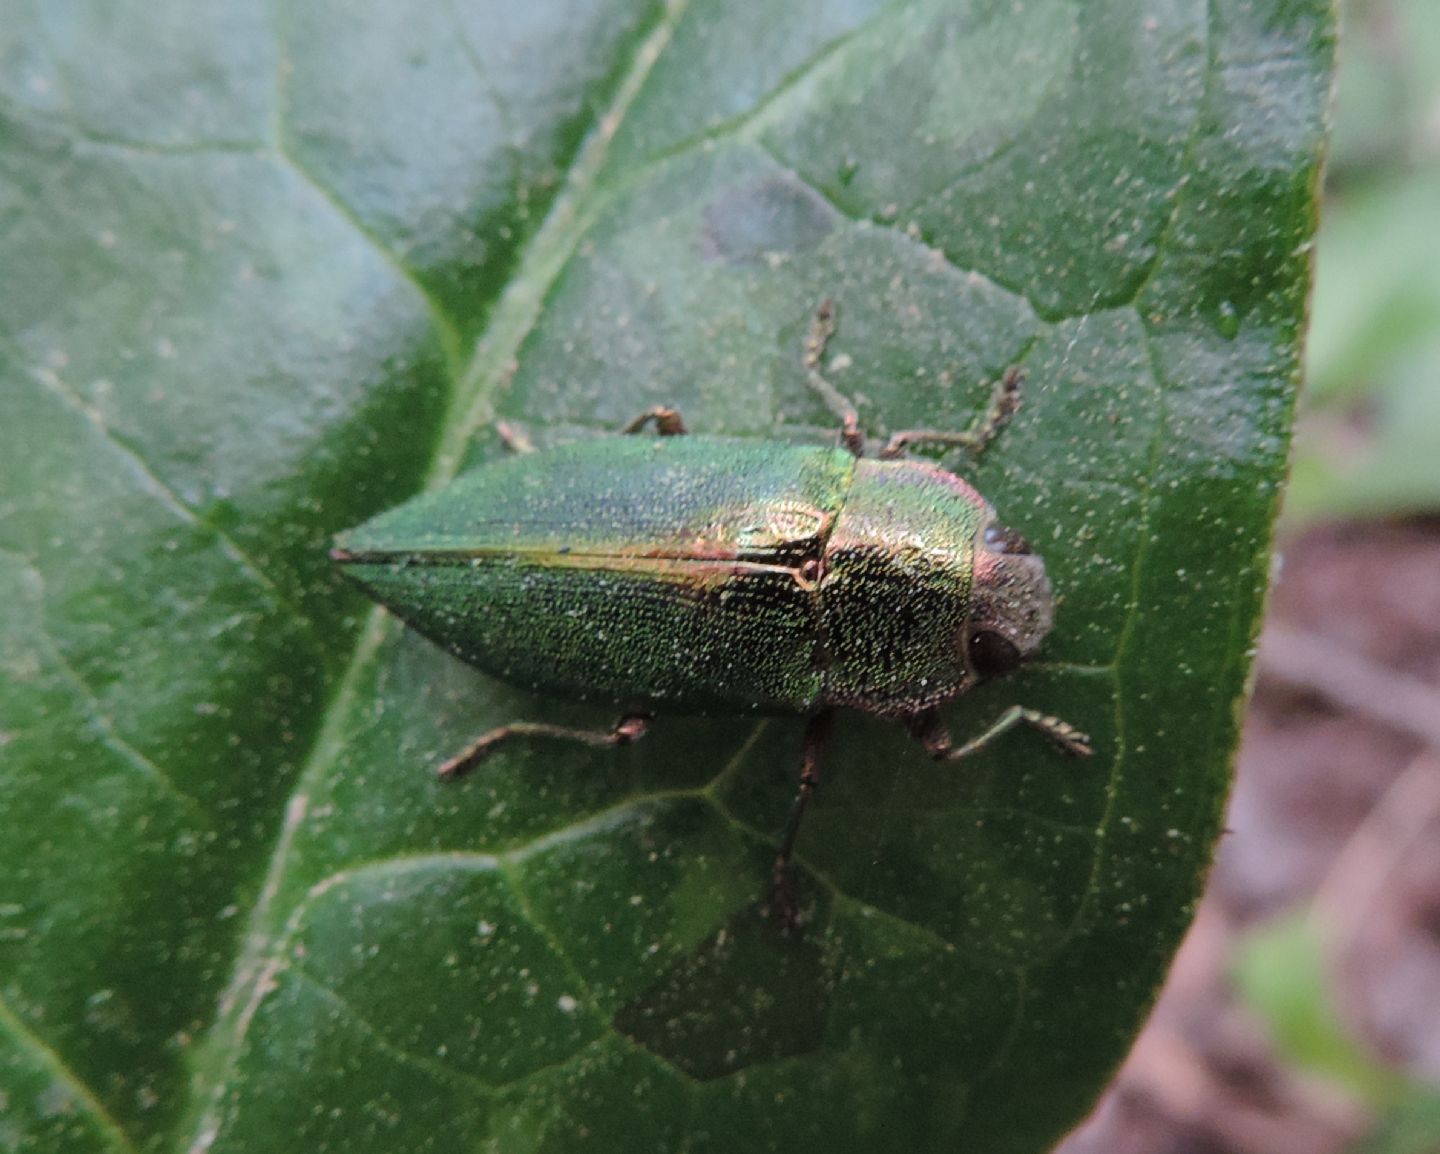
[965,519,1056,680]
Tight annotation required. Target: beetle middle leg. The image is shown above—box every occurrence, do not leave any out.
[802,298,1022,461]
[438,712,653,780]
[906,704,1092,761]
[770,708,836,927]
[879,366,1023,460]
[803,298,866,457]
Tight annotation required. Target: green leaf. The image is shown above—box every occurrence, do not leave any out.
[0,2,1333,1152]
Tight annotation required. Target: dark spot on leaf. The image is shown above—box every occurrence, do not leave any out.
[612,902,833,1079]
[698,174,837,265]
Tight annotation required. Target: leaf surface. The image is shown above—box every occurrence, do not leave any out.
[0,2,1333,1151]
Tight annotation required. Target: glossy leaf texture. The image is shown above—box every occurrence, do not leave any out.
[0,2,1333,1152]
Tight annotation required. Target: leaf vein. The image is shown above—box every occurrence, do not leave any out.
[181,5,696,1144]
[632,0,910,174]
[0,992,141,1154]
[34,599,210,818]
[269,4,465,379]
[1126,0,1218,312]
[289,968,500,1096]
[1060,319,1172,945]
[751,136,1052,326]
[26,367,327,658]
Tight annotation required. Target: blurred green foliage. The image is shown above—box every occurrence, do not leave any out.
[1289,0,1440,522]
[1236,914,1440,1154]
[1239,5,1440,1151]
[1236,914,1410,1107]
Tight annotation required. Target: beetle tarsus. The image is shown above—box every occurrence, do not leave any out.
[804,298,838,373]
[438,712,654,780]
[1025,713,1093,758]
[879,367,1024,460]
[621,407,688,436]
[907,703,1091,762]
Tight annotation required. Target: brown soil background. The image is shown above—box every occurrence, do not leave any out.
[1057,520,1440,1153]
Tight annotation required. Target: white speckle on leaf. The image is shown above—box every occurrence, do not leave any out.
[36,1080,77,1118]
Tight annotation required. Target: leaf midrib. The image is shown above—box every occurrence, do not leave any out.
[176,4,693,1148]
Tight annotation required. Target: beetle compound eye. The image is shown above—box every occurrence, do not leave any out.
[983,524,1032,555]
[968,630,1022,678]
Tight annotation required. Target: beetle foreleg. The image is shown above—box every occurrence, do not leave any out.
[803,298,865,457]
[906,704,1092,761]
[620,407,688,436]
[770,708,835,927]
[437,712,653,780]
[879,366,1024,460]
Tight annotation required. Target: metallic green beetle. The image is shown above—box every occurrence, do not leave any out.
[332,302,1090,920]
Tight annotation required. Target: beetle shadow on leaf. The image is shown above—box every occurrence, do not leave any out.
[612,895,835,1080]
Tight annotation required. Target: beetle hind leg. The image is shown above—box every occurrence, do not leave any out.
[438,712,653,780]
[906,704,1092,761]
